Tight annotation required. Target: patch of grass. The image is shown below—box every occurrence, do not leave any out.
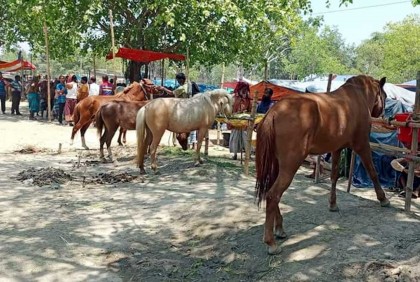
[160,146,193,157]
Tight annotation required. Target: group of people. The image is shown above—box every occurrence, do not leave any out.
[0,72,123,124]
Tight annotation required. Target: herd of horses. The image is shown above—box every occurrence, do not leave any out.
[69,75,390,255]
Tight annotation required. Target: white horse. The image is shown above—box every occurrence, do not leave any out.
[136,89,233,174]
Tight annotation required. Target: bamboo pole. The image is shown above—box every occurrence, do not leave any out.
[244,91,259,175]
[43,20,52,122]
[217,62,226,146]
[109,10,116,60]
[314,74,334,183]
[404,71,420,211]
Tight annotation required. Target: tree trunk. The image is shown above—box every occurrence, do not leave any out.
[144,64,149,78]
[127,61,143,82]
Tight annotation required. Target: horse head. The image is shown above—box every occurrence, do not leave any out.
[346,75,387,118]
[140,79,161,98]
[207,89,233,117]
[176,132,190,151]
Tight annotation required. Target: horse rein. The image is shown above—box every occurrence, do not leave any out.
[139,80,159,100]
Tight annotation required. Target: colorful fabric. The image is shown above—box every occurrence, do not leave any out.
[27,92,40,113]
[55,83,67,104]
[64,98,77,122]
[39,98,47,111]
[100,82,114,95]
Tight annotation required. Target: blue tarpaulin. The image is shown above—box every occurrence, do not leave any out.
[352,98,411,188]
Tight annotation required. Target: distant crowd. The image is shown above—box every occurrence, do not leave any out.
[0,72,126,124]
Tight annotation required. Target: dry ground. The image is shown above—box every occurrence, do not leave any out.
[0,102,419,282]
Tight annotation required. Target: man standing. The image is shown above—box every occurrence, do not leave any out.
[10,75,22,115]
[158,73,188,98]
[0,72,9,114]
[77,76,89,102]
[99,75,116,96]
[88,77,99,96]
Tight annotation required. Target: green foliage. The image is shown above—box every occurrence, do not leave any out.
[282,23,354,79]
[355,15,420,83]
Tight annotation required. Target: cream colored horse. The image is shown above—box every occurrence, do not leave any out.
[136,89,233,174]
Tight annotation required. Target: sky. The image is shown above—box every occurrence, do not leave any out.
[309,0,419,45]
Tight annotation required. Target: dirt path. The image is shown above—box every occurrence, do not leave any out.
[1,103,419,281]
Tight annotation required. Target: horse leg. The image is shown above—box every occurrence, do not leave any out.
[123,129,127,144]
[193,129,207,166]
[353,145,390,207]
[106,126,118,161]
[80,122,91,150]
[139,127,152,174]
[265,158,303,255]
[99,131,106,162]
[149,129,164,173]
[329,149,342,212]
[117,128,124,146]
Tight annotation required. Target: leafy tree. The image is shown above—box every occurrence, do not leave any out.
[380,15,420,83]
[2,0,360,81]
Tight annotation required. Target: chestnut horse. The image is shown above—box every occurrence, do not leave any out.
[95,100,189,161]
[136,89,233,174]
[255,75,389,255]
[71,79,158,149]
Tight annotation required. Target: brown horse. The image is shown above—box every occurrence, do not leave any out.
[71,79,158,149]
[255,75,389,255]
[136,89,233,174]
[95,100,189,161]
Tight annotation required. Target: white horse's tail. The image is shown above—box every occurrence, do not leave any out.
[136,107,147,169]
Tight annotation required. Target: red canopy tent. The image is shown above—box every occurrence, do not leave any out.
[250,80,303,101]
[0,59,36,72]
[106,47,186,62]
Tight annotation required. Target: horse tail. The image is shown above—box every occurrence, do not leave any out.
[95,107,104,137]
[136,106,147,168]
[255,113,279,207]
[73,103,80,125]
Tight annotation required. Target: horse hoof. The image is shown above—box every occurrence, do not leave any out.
[199,159,204,164]
[275,230,287,239]
[83,146,90,150]
[139,169,146,175]
[194,162,201,167]
[329,205,339,212]
[380,198,390,207]
[267,244,282,255]
[154,170,161,175]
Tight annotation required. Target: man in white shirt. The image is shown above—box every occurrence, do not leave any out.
[89,77,100,96]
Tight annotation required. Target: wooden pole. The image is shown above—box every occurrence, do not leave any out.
[404,71,420,211]
[161,59,164,86]
[314,74,334,183]
[43,20,52,122]
[217,62,226,146]
[93,55,96,78]
[109,10,116,60]
[244,91,259,175]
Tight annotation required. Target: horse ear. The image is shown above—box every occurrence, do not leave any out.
[379,77,386,88]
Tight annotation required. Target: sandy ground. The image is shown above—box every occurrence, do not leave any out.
[1,101,419,282]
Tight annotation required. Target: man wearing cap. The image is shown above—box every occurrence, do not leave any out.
[0,72,9,114]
